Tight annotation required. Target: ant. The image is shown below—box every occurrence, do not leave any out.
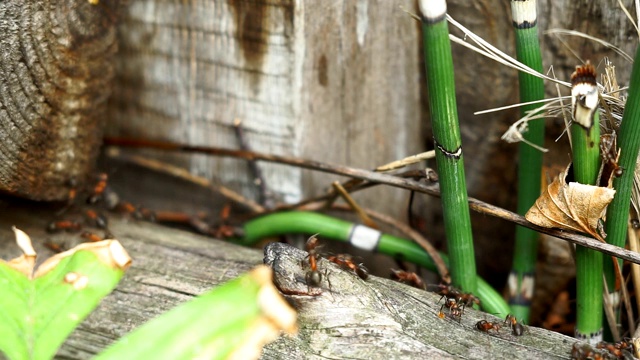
[504,314,525,336]
[434,283,481,311]
[390,269,426,290]
[46,220,82,233]
[81,231,103,242]
[437,297,463,323]
[44,241,66,253]
[475,320,501,334]
[571,342,617,360]
[596,340,636,359]
[600,134,623,179]
[328,254,368,280]
[84,209,108,229]
[301,235,331,294]
[87,173,108,204]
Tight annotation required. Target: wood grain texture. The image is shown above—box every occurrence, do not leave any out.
[107,0,423,214]
[0,0,120,200]
[0,200,576,359]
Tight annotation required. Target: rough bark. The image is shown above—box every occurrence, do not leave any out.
[0,202,577,359]
[0,0,120,200]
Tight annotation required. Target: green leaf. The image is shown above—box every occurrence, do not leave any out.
[96,266,297,360]
[0,229,129,360]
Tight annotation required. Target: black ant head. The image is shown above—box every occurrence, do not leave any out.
[305,270,322,287]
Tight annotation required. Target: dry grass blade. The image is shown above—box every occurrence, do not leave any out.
[446,15,570,87]
[544,29,633,63]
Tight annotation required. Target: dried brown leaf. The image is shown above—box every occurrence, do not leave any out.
[525,164,616,240]
[6,227,37,277]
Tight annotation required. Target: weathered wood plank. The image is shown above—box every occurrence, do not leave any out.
[107,0,423,214]
[0,200,576,359]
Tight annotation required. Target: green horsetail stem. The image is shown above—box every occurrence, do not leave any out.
[570,62,603,344]
[603,45,640,312]
[508,0,546,324]
[418,0,477,293]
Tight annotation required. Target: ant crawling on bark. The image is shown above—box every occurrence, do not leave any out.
[87,173,109,204]
[301,234,332,294]
[46,220,82,233]
[571,342,618,360]
[504,314,525,336]
[595,339,636,359]
[475,320,501,334]
[390,269,426,290]
[437,297,464,323]
[433,283,481,312]
[328,253,368,280]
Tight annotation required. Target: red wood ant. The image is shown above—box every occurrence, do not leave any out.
[438,297,463,322]
[46,220,82,233]
[84,209,108,229]
[434,283,481,311]
[301,235,331,293]
[572,342,617,360]
[475,320,501,334]
[43,242,65,253]
[87,173,108,204]
[328,254,368,280]
[504,314,525,336]
[391,269,426,290]
[81,231,103,243]
[595,339,636,359]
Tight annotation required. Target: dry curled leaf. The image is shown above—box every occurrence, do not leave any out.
[525,164,616,241]
[4,227,131,279]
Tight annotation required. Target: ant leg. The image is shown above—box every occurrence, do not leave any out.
[324,269,335,301]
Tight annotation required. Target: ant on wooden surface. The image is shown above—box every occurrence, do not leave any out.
[571,342,618,360]
[504,314,525,336]
[595,339,636,360]
[301,235,331,293]
[434,283,481,311]
[437,297,464,323]
[475,320,501,334]
[87,173,109,204]
[328,253,368,280]
[390,269,426,290]
[46,220,82,233]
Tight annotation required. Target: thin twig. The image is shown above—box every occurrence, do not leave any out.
[375,151,435,172]
[602,278,621,341]
[331,181,378,229]
[103,137,640,266]
[105,147,265,213]
[234,119,272,208]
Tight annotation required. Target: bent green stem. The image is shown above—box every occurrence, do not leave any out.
[239,211,510,317]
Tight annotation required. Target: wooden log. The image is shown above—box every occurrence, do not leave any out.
[0,201,577,359]
[0,0,120,200]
